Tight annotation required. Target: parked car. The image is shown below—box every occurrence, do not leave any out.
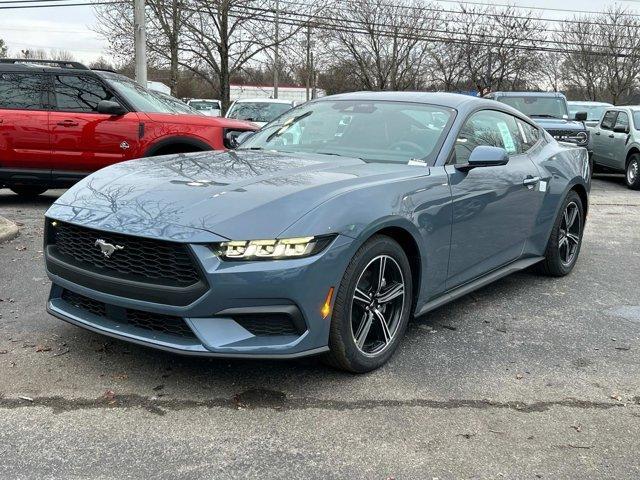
[44,92,590,372]
[568,100,613,128]
[0,59,257,197]
[186,99,222,117]
[225,98,295,127]
[485,92,591,167]
[590,106,640,189]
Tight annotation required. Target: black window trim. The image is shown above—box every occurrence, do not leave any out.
[0,72,52,112]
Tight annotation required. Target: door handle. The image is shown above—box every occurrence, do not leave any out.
[523,176,540,189]
[57,120,79,127]
[595,131,600,136]
[609,134,614,138]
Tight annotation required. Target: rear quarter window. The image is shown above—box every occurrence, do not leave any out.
[0,73,48,110]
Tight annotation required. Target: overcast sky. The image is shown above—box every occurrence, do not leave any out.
[0,0,632,65]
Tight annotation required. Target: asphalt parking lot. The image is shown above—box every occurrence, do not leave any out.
[0,176,639,479]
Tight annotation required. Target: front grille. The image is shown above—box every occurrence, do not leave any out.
[60,289,197,340]
[235,314,299,336]
[126,309,196,338]
[62,289,106,317]
[50,221,201,287]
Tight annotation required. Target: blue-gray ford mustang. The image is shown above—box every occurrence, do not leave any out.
[44,92,590,372]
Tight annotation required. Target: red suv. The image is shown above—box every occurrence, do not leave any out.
[0,59,257,197]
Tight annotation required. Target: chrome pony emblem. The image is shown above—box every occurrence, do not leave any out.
[120,141,130,150]
[95,239,124,258]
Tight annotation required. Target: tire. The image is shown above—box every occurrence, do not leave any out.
[626,154,640,190]
[537,190,584,277]
[10,186,48,198]
[323,235,413,373]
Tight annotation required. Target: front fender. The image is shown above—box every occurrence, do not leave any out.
[280,169,453,303]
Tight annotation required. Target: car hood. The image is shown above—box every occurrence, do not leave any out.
[531,117,586,131]
[48,150,426,241]
[142,112,256,130]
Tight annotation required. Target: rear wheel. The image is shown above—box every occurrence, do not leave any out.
[626,154,640,190]
[10,186,48,198]
[323,235,413,373]
[537,190,584,277]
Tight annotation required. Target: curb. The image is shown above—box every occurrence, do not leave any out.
[0,216,19,244]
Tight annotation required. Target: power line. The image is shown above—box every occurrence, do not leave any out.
[0,1,112,8]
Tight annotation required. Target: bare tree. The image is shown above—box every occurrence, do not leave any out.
[598,6,640,104]
[0,38,7,58]
[323,0,438,91]
[453,5,545,93]
[180,0,306,109]
[95,0,190,93]
[559,16,606,101]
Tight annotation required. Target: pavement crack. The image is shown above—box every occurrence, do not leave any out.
[0,389,633,416]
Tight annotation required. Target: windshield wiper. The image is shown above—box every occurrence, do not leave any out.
[265,111,313,142]
[529,114,560,119]
[317,151,364,161]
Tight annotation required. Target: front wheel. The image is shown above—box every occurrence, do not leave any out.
[10,186,48,198]
[323,235,413,373]
[538,190,584,277]
[626,154,640,190]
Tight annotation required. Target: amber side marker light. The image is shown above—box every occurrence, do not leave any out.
[321,287,334,319]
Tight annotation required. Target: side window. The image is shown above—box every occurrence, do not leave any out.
[454,110,523,164]
[0,73,48,110]
[53,75,117,113]
[601,110,618,130]
[517,119,541,152]
[615,111,629,130]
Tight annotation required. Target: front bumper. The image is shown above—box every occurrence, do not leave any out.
[45,223,356,359]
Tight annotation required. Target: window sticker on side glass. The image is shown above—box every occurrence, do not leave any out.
[496,121,516,154]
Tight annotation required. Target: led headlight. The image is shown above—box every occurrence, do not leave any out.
[212,235,335,260]
[574,131,589,146]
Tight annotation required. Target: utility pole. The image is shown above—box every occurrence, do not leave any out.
[304,25,311,101]
[134,0,147,86]
[273,0,279,99]
[311,49,316,99]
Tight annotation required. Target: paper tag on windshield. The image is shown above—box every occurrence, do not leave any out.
[408,158,427,167]
[496,122,517,154]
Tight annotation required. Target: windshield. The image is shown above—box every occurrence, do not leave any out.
[240,100,454,164]
[103,73,197,114]
[568,103,607,122]
[227,101,293,123]
[153,92,199,114]
[499,96,569,119]
[189,100,220,111]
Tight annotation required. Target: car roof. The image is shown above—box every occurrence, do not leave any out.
[0,59,91,75]
[317,91,506,110]
[188,99,221,103]
[567,101,613,106]
[488,91,566,99]
[233,98,294,104]
[614,105,640,111]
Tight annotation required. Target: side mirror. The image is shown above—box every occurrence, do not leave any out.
[236,131,255,145]
[224,129,255,149]
[97,100,126,116]
[574,111,588,121]
[456,146,509,171]
[613,124,630,134]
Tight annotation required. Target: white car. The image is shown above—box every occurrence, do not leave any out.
[186,99,222,117]
[225,98,295,127]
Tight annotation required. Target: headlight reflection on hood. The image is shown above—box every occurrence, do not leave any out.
[212,235,336,260]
